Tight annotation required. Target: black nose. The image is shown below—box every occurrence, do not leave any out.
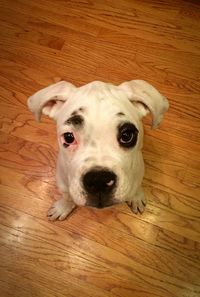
[83,169,117,195]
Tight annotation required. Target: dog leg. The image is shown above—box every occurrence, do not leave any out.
[127,187,147,214]
[47,193,76,221]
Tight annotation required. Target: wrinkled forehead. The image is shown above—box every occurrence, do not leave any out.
[58,82,139,126]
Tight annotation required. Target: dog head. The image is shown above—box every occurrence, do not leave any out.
[28,80,169,208]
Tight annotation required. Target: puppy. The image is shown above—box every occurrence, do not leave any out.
[28,80,169,220]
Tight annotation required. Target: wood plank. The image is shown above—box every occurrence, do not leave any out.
[144,184,200,219]
[0,0,101,37]
[0,204,199,297]
[0,264,68,297]
[0,246,107,297]
[156,228,200,262]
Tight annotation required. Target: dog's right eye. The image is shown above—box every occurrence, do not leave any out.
[62,132,76,147]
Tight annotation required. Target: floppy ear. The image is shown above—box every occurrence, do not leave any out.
[119,80,169,128]
[27,81,76,121]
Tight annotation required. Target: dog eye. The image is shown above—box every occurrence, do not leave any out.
[118,123,138,148]
[63,132,75,147]
[120,130,134,143]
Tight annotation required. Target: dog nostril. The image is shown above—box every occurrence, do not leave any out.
[83,169,116,195]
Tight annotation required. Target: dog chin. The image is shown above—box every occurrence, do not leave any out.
[85,198,120,209]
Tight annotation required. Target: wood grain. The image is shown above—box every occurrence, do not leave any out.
[0,1,200,297]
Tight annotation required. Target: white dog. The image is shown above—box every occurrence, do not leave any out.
[28,80,169,220]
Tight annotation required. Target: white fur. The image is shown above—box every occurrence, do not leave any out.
[28,80,169,220]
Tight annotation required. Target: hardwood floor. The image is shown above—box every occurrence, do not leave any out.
[0,0,200,296]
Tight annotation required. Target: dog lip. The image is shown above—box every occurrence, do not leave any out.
[86,202,114,209]
[85,193,117,209]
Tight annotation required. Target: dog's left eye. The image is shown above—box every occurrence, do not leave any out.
[120,130,134,143]
[62,132,76,147]
[118,123,138,148]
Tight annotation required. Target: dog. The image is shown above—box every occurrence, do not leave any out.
[28,80,169,220]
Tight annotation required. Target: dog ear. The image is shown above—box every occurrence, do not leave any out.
[119,80,169,128]
[27,81,76,121]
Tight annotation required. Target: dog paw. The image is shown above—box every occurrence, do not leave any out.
[47,198,75,221]
[127,188,147,214]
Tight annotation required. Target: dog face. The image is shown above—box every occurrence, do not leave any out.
[56,82,144,208]
[28,80,168,208]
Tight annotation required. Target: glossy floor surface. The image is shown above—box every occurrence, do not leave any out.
[0,0,200,296]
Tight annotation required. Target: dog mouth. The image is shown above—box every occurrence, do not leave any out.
[85,193,118,209]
